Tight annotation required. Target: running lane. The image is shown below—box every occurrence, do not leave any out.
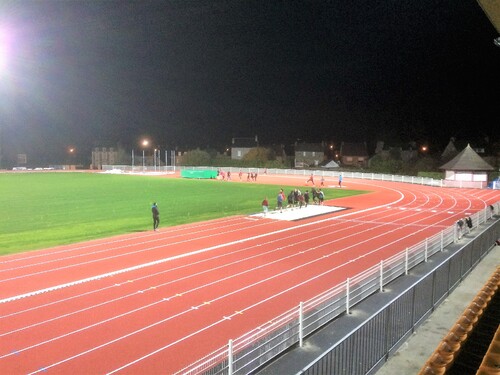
[1,177,499,374]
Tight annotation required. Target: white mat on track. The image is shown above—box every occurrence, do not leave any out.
[250,204,347,221]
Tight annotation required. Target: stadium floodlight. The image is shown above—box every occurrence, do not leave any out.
[494,36,500,47]
[0,27,7,75]
[141,139,150,170]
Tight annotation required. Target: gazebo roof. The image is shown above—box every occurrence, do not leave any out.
[439,144,494,171]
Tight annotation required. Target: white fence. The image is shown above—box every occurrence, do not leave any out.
[101,165,176,174]
[173,202,499,375]
[177,167,494,189]
[101,165,498,190]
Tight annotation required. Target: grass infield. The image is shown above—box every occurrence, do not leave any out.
[0,172,365,255]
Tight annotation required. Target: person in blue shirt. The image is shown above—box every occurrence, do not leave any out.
[277,190,284,213]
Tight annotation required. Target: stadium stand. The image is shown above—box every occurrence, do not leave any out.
[418,266,500,374]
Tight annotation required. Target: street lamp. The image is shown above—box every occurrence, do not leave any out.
[154,148,157,171]
[66,146,76,169]
[142,139,149,171]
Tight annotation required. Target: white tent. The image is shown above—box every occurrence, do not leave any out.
[321,160,340,168]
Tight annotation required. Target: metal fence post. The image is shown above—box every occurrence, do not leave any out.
[346,278,350,314]
[299,302,304,347]
[379,260,384,292]
[424,238,428,262]
[441,231,444,251]
[405,248,409,275]
[228,339,233,375]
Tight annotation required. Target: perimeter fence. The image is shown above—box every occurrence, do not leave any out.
[173,202,499,375]
[101,165,177,174]
[101,164,497,189]
[175,166,491,189]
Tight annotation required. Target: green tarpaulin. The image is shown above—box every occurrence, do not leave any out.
[181,170,218,179]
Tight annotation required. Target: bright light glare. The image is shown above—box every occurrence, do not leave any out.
[0,26,11,75]
[0,33,6,74]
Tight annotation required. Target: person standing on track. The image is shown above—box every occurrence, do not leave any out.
[318,189,324,205]
[457,218,464,240]
[306,173,314,185]
[338,173,343,188]
[152,202,160,231]
[277,190,284,213]
[262,197,269,216]
[465,216,473,233]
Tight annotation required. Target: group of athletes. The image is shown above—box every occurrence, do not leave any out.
[262,187,325,215]
[217,169,260,182]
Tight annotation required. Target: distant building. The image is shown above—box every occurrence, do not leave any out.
[374,141,417,163]
[230,136,259,160]
[340,142,369,167]
[439,144,494,188]
[294,142,325,168]
[91,147,117,169]
[17,153,28,166]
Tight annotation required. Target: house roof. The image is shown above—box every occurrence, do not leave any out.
[294,143,324,152]
[439,144,494,171]
[231,137,258,148]
[340,142,368,157]
[441,139,458,160]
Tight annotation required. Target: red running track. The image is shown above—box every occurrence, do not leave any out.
[1,176,499,374]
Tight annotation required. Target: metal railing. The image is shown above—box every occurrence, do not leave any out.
[299,219,500,375]
[174,203,499,375]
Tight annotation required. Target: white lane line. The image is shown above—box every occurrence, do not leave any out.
[1,190,405,304]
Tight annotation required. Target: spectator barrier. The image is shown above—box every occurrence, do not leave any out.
[173,203,499,375]
[418,266,499,374]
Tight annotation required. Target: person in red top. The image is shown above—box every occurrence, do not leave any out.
[262,197,269,216]
[306,173,314,185]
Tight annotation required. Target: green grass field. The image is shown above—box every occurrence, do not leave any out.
[0,173,366,255]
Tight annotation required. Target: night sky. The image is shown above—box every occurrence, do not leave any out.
[0,0,499,164]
